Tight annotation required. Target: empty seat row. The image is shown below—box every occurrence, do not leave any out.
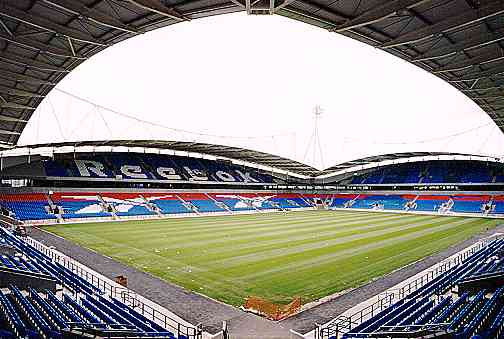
[337,239,504,339]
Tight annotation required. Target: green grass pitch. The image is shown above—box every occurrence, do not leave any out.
[44,210,499,306]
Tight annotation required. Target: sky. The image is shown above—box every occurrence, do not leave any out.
[18,13,504,170]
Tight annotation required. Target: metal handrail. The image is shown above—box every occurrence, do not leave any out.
[316,237,498,339]
[24,237,203,339]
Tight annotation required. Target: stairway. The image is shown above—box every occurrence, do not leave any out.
[344,194,360,208]
[404,195,419,211]
[175,194,200,215]
[438,198,454,214]
[204,193,232,214]
[45,194,64,223]
[97,194,118,219]
[482,196,495,216]
[298,193,315,208]
[139,195,162,217]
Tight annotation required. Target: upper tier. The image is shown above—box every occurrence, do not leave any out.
[334,160,504,186]
[1,152,281,185]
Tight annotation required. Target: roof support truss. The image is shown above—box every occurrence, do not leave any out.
[434,52,504,74]
[125,0,189,21]
[0,17,12,36]
[0,84,45,98]
[412,27,504,62]
[0,100,36,110]
[42,0,140,35]
[0,67,55,85]
[0,1,107,46]
[0,129,20,135]
[334,0,432,32]
[0,50,68,73]
[382,0,504,49]
[0,32,85,59]
[0,114,27,123]
[453,63,504,82]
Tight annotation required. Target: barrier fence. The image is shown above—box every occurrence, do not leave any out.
[315,236,498,339]
[315,294,395,339]
[24,236,203,339]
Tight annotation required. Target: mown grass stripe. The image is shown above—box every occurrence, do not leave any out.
[195,215,439,267]
[234,217,476,279]
[45,211,498,306]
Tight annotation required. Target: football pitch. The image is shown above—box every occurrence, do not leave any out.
[44,210,499,306]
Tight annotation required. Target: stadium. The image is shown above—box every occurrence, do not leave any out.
[1,1,504,339]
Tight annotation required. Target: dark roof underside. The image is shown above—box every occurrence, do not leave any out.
[9,141,497,177]
[0,1,503,148]
[18,139,320,176]
[318,151,501,176]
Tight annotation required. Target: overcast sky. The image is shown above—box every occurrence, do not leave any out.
[18,13,504,170]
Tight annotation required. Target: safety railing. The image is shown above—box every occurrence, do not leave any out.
[379,237,494,301]
[315,236,498,339]
[315,293,394,339]
[24,236,203,339]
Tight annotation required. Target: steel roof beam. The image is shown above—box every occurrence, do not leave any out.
[125,0,189,21]
[0,32,85,60]
[0,114,27,123]
[227,0,246,8]
[0,67,55,85]
[452,63,504,82]
[273,0,296,13]
[0,129,20,135]
[434,52,504,74]
[0,17,12,36]
[0,85,45,98]
[470,95,504,100]
[461,86,504,94]
[413,28,504,62]
[334,0,432,32]
[0,101,36,110]
[42,0,140,35]
[0,1,108,46]
[382,0,504,49]
[0,50,67,73]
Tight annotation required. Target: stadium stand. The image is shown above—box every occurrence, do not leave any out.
[3,192,504,222]
[42,153,275,184]
[321,238,504,339]
[344,160,504,185]
[0,191,305,221]
[0,226,199,338]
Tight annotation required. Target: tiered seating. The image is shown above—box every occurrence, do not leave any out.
[51,192,111,219]
[176,193,223,213]
[346,195,406,210]
[150,195,191,214]
[345,160,504,185]
[0,228,192,338]
[451,196,489,214]
[411,195,449,212]
[208,193,255,211]
[0,287,183,338]
[338,239,504,339]
[493,196,504,214]
[100,193,155,217]
[268,193,309,209]
[0,228,101,295]
[329,194,356,208]
[44,152,276,184]
[0,193,55,221]
[3,191,503,223]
